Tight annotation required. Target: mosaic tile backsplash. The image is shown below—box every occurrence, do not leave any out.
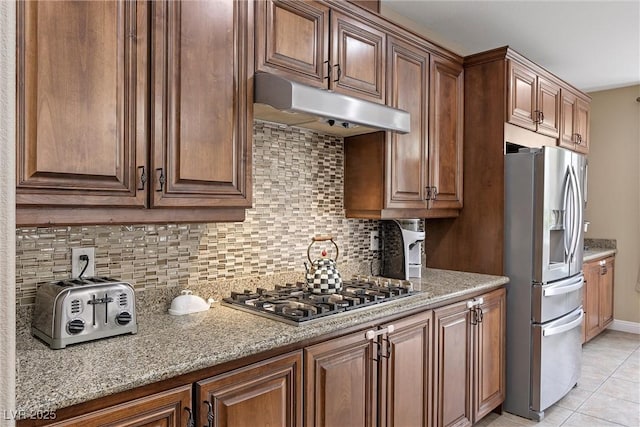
[15,122,380,307]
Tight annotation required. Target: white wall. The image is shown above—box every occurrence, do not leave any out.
[585,85,640,324]
[0,1,16,426]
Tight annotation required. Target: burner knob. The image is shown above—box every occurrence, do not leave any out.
[116,311,132,326]
[67,319,85,335]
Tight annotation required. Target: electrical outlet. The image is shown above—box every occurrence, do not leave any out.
[370,231,379,251]
[71,247,96,278]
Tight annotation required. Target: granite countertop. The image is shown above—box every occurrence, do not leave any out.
[16,268,508,417]
[583,248,617,262]
[583,238,617,262]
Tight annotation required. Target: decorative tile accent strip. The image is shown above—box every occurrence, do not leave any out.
[16,122,380,307]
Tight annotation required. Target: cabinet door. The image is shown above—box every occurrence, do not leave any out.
[48,385,192,427]
[429,55,464,210]
[434,301,473,427]
[473,288,506,421]
[385,36,429,210]
[305,329,376,427]
[151,0,252,208]
[197,352,303,427]
[507,61,537,132]
[536,77,561,138]
[16,1,148,208]
[256,0,329,87]
[583,260,601,342]
[574,98,591,154]
[331,11,386,103]
[599,257,615,328]
[559,89,578,150]
[379,311,433,427]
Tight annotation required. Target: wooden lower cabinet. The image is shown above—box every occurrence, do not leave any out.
[196,351,303,427]
[433,288,506,427]
[473,289,506,421]
[22,289,506,427]
[47,385,192,427]
[304,325,377,427]
[379,311,433,427]
[583,256,615,343]
[304,310,432,427]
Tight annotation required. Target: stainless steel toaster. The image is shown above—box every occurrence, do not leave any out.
[32,277,137,349]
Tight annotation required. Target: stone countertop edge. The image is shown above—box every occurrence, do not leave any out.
[15,268,508,417]
[583,248,617,262]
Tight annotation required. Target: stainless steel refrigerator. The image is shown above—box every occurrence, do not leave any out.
[504,145,587,421]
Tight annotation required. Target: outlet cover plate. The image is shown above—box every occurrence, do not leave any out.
[71,247,96,278]
[370,231,379,251]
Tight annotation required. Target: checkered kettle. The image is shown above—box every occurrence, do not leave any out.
[304,235,343,294]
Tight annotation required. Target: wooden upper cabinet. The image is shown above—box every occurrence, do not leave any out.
[151,0,252,208]
[16,0,148,208]
[559,89,590,154]
[536,76,561,138]
[47,385,192,427]
[386,36,430,209]
[574,98,591,154]
[560,89,578,149]
[507,61,560,138]
[197,352,303,427]
[255,0,330,87]
[508,61,537,131]
[255,1,385,103]
[331,11,386,103]
[16,0,252,225]
[429,55,464,210]
[344,37,463,219]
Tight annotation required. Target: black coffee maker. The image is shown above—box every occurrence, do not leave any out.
[380,220,425,280]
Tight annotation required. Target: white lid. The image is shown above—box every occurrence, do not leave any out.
[168,290,215,315]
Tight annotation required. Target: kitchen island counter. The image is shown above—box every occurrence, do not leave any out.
[16,268,508,418]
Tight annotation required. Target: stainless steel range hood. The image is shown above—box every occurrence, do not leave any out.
[254,73,410,137]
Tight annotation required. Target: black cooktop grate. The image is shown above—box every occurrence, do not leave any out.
[222,279,416,325]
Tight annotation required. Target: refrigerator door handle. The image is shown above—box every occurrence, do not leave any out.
[542,278,584,297]
[542,308,584,337]
[569,166,583,261]
[562,170,572,257]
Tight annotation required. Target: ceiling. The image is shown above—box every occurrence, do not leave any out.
[381,0,640,92]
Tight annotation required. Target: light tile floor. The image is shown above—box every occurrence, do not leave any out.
[475,330,640,426]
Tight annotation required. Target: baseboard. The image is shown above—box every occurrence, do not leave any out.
[607,319,640,334]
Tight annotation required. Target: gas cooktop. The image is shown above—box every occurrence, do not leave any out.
[222,277,416,326]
